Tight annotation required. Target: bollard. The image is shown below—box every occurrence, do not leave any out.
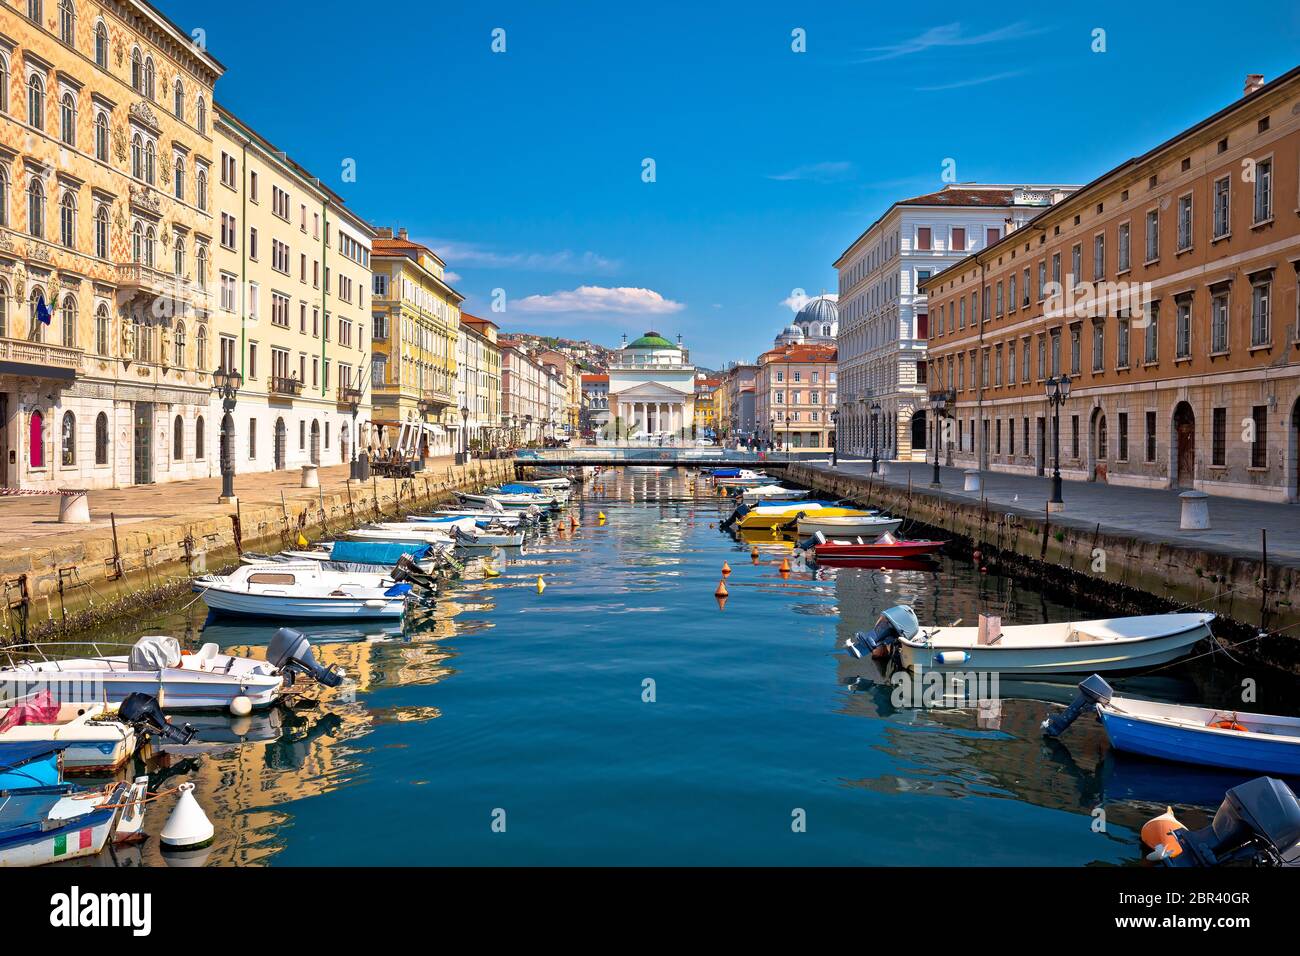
[1179,490,1210,530]
[58,491,91,524]
[878,460,890,476]
[963,470,981,492]
[300,464,320,489]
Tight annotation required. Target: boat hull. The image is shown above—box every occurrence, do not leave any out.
[0,671,283,711]
[1100,708,1300,776]
[201,587,405,620]
[814,540,943,560]
[0,801,118,867]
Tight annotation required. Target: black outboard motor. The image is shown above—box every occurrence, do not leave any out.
[1041,674,1114,737]
[719,502,750,531]
[844,605,921,659]
[796,530,827,554]
[267,628,344,688]
[118,692,197,745]
[1165,777,1300,867]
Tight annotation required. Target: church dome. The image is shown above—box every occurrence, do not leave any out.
[626,331,675,349]
[795,295,838,328]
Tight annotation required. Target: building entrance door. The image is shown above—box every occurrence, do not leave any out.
[1173,401,1195,488]
[0,394,9,488]
[133,404,153,485]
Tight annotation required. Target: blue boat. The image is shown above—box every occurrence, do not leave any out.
[0,742,64,791]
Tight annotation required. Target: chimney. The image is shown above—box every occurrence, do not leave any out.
[398,227,409,240]
[374,226,393,239]
[1244,74,1265,95]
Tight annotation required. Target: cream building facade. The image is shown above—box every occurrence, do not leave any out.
[1,0,223,489]
[606,331,695,441]
[456,312,501,455]
[212,105,374,476]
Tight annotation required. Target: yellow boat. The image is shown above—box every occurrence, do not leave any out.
[733,502,869,532]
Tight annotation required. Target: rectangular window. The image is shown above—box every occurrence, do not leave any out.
[1212,407,1226,466]
[1007,341,1016,384]
[271,292,290,328]
[1117,412,1128,462]
[1071,244,1082,284]
[1251,405,1267,468]
[1093,233,1105,280]
[1092,321,1104,372]
[1117,222,1131,272]
[1177,195,1192,251]
[986,227,1000,246]
[1145,209,1160,262]
[220,213,236,250]
[248,342,258,379]
[1211,291,1229,352]
[1051,252,1061,286]
[1176,300,1192,358]
[1021,339,1030,381]
[1251,280,1271,347]
[1213,177,1231,238]
[248,419,256,459]
[1253,158,1272,223]
[1145,411,1157,463]
[916,227,932,251]
[1037,261,1047,300]
[1071,415,1080,458]
[1145,302,1159,363]
[1009,417,1016,455]
[950,227,965,252]
[1070,326,1081,375]
[1117,319,1129,367]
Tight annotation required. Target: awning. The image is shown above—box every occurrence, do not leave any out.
[0,361,76,382]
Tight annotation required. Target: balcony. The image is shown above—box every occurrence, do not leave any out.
[0,336,83,382]
[115,262,174,297]
[417,388,455,415]
[269,374,304,398]
[336,385,363,408]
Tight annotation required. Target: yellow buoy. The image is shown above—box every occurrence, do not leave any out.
[536,575,546,594]
[598,511,606,521]
[483,563,501,578]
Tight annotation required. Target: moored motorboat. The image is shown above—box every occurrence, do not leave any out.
[0,695,135,772]
[809,531,945,562]
[452,525,525,548]
[795,513,903,537]
[195,562,414,619]
[725,500,863,532]
[740,484,810,502]
[1043,674,1300,775]
[844,605,1214,675]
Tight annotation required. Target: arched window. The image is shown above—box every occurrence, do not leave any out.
[0,165,8,227]
[60,92,76,145]
[61,411,76,466]
[195,96,206,134]
[173,78,184,119]
[131,221,142,262]
[131,49,142,93]
[59,1,75,46]
[195,245,208,290]
[144,225,155,267]
[195,324,208,371]
[144,140,155,184]
[195,415,205,460]
[173,415,184,462]
[0,52,8,114]
[173,320,186,367]
[94,111,108,160]
[94,203,108,258]
[29,288,46,342]
[195,167,207,210]
[29,410,44,468]
[95,411,109,464]
[173,235,185,276]
[61,294,76,347]
[27,176,44,239]
[173,155,184,201]
[94,303,110,355]
[144,57,155,101]
[59,190,76,248]
[0,280,8,338]
[131,133,142,178]
[94,22,108,68]
[27,73,45,131]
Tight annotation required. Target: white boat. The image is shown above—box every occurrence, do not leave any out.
[452,525,525,548]
[459,492,558,511]
[522,477,571,490]
[0,774,149,867]
[344,525,456,547]
[0,698,135,772]
[740,485,811,502]
[195,562,410,619]
[0,631,340,711]
[796,513,902,536]
[845,605,1214,675]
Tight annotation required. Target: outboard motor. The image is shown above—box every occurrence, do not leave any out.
[796,530,826,554]
[267,628,344,688]
[844,605,921,659]
[720,502,751,531]
[1162,777,1300,867]
[1041,674,1114,737]
[117,692,197,745]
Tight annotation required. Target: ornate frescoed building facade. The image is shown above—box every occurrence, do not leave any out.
[1,0,223,489]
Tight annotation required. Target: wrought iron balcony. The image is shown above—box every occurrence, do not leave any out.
[336,385,363,407]
[269,374,304,397]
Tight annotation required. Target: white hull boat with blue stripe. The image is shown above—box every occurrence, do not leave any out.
[195,562,408,619]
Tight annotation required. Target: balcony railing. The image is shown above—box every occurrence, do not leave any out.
[269,374,304,397]
[336,386,363,406]
[0,336,83,377]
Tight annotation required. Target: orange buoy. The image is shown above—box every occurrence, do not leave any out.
[751,551,760,565]
[715,593,728,611]
[1209,719,1248,732]
[1140,807,1186,859]
[779,557,791,573]
[714,579,729,598]
[721,561,732,577]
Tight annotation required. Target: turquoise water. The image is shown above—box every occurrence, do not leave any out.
[84,470,1299,866]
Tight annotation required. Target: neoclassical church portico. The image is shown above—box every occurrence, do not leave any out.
[605,332,696,441]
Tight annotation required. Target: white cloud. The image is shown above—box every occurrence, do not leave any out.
[916,69,1026,92]
[767,161,854,183]
[781,290,838,312]
[513,286,685,315]
[426,238,620,275]
[858,22,1047,62]
[444,270,462,284]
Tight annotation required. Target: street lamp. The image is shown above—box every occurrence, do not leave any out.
[458,404,469,464]
[830,409,839,468]
[212,366,243,502]
[1045,374,1071,506]
[870,399,882,474]
[768,416,775,452]
[930,390,951,488]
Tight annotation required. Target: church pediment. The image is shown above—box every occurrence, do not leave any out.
[610,380,693,399]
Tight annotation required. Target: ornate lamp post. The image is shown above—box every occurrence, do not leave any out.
[870,399,882,473]
[457,404,470,464]
[212,366,243,502]
[830,409,839,468]
[1045,374,1071,507]
[930,390,951,488]
[768,416,775,451]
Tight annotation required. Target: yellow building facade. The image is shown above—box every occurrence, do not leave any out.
[211,105,374,475]
[370,227,462,458]
[1,0,223,489]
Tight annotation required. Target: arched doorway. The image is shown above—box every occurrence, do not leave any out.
[911,409,927,452]
[1088,407,1106,481]
[1172,401,1195,488]
[310,420,320,465]
[1290,398,1300,501]
[273,417,286,470]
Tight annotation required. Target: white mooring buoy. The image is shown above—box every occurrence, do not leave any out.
[229,694,253,717]
[161,783,215,851]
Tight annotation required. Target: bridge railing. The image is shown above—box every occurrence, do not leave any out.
[510,447,826,464]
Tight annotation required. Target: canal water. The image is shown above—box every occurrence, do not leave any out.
[77,469,1300,866]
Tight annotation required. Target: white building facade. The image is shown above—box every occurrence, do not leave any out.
[606,331,696,442]
[834,185,1076,461]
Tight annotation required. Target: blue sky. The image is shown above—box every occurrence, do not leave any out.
[171,0,1300,368]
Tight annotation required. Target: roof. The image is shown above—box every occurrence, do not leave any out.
[626,331,676,349]
[582,374,609,384]
[920,65,1300,292]
[760,343,837,364]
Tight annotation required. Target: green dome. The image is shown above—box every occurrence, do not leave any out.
[627,331,675,349]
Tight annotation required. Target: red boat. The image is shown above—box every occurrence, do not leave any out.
[813,533,946,562]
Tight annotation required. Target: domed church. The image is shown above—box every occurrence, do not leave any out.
[775,294,838,346]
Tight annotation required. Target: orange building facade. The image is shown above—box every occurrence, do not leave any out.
[922,69,1300,502]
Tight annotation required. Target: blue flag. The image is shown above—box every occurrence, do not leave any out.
[35,294,52,326]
